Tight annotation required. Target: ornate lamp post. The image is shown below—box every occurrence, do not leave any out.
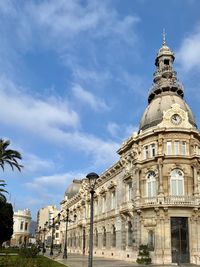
[50,218,55,256]
[63,208,69,259]
[62,209,77,259]
[42,221,48,254]
[86,172,99,267]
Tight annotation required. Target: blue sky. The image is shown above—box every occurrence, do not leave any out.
[1,0,200,220]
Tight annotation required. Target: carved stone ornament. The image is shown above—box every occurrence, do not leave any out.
[157,103,193,129]
[143,218,157,227]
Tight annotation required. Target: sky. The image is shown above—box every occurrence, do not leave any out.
[1,0,200,220]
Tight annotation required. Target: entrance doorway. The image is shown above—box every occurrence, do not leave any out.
[171,217,189,263]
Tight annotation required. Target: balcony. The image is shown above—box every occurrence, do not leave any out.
[140,195,200,208]
[120,201,133,214]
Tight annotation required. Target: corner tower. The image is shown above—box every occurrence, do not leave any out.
[118,36,200,264]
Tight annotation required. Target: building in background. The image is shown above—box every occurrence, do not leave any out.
[37,205,60,247]
[10,209,31,246]
[59,39,200,264]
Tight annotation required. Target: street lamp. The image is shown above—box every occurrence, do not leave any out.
[50,218,55,256]
[62,209,77,259]
[42,221,48,255]
[86,172,99,267]
[63,208,69,259]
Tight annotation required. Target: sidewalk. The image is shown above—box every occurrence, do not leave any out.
[49,253,198,267]
[53,253,137,267]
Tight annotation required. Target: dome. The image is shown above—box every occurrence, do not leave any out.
[140,93,197,131]
[64,179,82,199]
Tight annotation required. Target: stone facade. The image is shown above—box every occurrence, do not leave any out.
[10,209,31,246]
[37,205,60,246]
[59,39,200,264]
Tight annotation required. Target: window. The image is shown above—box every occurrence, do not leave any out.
[144,145,149,159]
[182,141,187,155]
[20,221,24,230]
[111,191,116,209]
[128,221,133,246]
[127,182,132,201]
[150,144,156,157]
[143,143,156,159]
[148,230,155,250]
[103,227,106,247]
[170,169,184,196]
[112,225,116,247]
[95,228,98,247]
[174,141,179,155]
[147,171,156,197]
[164,59,169,65]
[25,222,28,231]
[94,200,98,216]
[55,232,59,238]
[166,141,172,155]
[102,196,106,213]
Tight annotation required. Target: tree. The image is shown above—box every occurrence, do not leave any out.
[0,200,14,247]
[0,179,8,202]
[0,139,23,171]
[0,139,23,247]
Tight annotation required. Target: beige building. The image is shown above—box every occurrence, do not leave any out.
[59,39,200,264]
[37,205,60,246]
[11,209,31,246]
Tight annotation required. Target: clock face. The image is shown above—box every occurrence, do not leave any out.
[171,114,182,125]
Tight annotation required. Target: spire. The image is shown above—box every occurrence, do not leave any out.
[148,36,184,103]
[162,28,166,45]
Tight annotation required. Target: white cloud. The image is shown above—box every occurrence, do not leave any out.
[25,0,139,45]
[23,154,55,173]
[26,172,77,189]
[72,84,109,111]
[0,76,119,167]
[177,24,200,71]
[107,121,138,139]
[0,75,79,131]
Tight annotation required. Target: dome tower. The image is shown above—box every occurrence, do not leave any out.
[140,33,197,131]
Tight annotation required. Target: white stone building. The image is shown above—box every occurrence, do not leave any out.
[11,209,31,246]
[59,39,200,264]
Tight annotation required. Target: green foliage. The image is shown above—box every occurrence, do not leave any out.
[0,255,66,267]
[0,179,7,202]
[19,245,40,258]
[136,244,152,265]
[0,201,13,247]
[0,139,23,172]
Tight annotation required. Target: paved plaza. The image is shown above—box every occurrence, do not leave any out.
[48,253,199,267]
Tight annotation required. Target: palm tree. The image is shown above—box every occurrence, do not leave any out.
[0,179,7,202]
[0,139,23,171]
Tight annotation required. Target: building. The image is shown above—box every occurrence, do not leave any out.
[59,38,200,264]
[37,205,60,246]
[10,209,31,246]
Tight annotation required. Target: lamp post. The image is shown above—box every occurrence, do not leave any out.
[50,218,55,256]
[42,221,48,255]
[86,172,99,267]
[63,208,69,258]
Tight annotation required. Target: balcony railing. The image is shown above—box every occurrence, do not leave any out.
[140,195,199,207]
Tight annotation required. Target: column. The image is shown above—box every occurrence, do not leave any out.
[158,159,164,196]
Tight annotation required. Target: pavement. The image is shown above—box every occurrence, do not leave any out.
[46,252,199,267]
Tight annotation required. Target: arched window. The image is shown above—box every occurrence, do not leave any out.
[147,171,156,197]
[170,169,184,196]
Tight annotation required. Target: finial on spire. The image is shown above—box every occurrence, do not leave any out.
[162,28,166,45]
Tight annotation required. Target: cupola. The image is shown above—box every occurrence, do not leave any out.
[139,32,196,131]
